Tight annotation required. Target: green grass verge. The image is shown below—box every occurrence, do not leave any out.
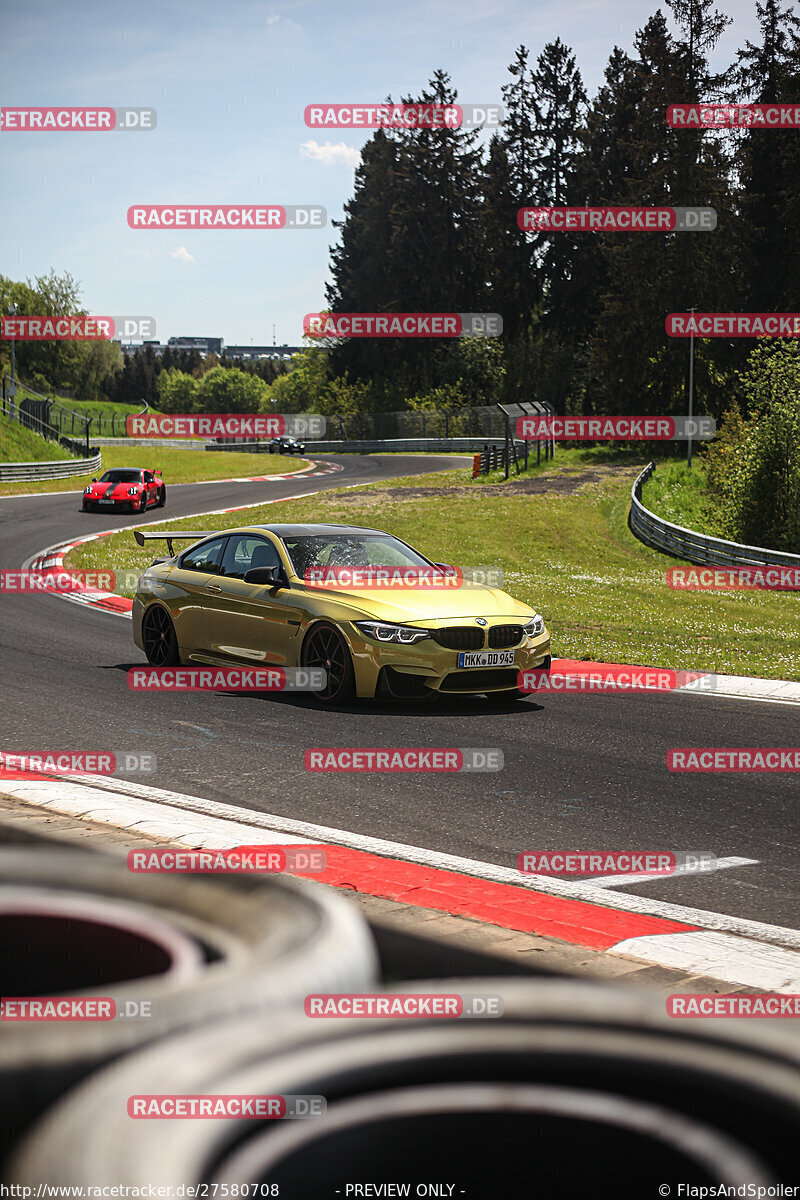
[65,461,800,680]
[0,446,311,496]
[0,414,73,463]
[640,458,722,535]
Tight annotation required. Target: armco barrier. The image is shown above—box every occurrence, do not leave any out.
[630,461,800,568]
[0,452,101,483]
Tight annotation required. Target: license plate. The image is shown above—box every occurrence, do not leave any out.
[99,499,115,505]
[457,650,515,668]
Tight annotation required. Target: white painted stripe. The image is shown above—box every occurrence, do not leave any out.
[676,674,800,704]
[0,779,315,848]
[1,458,327,500]
[18,471,800,710]
[3,773,800,953]
[585,856,759,889]
[610,931,800,991]
[22,472,398,573]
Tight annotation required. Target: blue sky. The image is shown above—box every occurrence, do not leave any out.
[1,0,759,346]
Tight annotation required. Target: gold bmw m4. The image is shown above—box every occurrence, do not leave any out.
[132,523,551,703]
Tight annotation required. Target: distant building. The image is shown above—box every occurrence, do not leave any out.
[119,338,303,360]
[224,344,303,360]
[168,336,223,355]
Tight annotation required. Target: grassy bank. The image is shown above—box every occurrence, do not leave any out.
[65,459,800,680]
[639,458,722,535]
[0,414,73,463]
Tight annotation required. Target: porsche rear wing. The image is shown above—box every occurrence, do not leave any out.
[133,530,215,558]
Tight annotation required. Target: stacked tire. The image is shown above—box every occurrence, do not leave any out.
[0,846,378,1167]
[7,978,800,1193]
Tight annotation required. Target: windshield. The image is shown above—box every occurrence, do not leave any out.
[99,470,143,484]
[281,533,433,578]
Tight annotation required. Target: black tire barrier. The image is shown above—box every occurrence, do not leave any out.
[209,1084,767,1193]
[0,846,378,1164]
[8,978,800,1192]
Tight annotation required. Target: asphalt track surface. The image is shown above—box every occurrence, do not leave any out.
[1,453,798,930]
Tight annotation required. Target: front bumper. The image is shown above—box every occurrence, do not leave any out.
[347,623,552,698]
[83,497,141,512]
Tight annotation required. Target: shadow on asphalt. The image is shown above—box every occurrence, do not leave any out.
[105,664,545,718]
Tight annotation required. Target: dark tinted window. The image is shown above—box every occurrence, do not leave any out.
[100,469,143,484]
[282,533,431,575]
[220,535,281,580]
[180,537,228,575]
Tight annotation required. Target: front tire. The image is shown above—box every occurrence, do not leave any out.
[301,622,356,704]
[141,604,180,667]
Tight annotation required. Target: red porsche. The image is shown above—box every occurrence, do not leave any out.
[82,468,166,514]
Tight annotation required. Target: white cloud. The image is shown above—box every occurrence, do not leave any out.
[300,140,360,168]
[170,246,195,263]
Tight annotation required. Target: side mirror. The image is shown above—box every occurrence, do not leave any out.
[244,566,281,585]
[91,478,97,483]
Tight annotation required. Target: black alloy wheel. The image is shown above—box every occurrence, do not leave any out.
[142,605,180,667]
[301,622,355,703]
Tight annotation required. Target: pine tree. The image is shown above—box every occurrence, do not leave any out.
[735,0,800,315]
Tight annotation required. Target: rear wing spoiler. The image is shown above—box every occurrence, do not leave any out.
[133,530,215,557]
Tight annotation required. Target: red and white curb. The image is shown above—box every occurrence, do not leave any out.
[2,771,799,991]
[21,462,349,618]
[213,459,343,484]
[3,458,342,500]
[21,518,800,707]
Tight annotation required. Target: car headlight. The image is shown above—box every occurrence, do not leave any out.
[523,614,546,637]
[354,620,430,645]
[128,487,138,496]
[83,487,92,494]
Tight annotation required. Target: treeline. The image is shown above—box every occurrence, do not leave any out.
[322,0,800,418]
[0,271,288,408]
[704,341,800,551]
[0,271,121,402]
